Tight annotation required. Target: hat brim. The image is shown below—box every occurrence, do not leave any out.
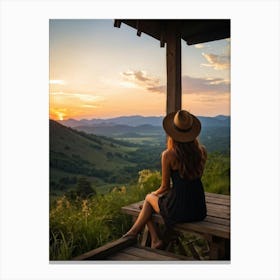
[163,112,201,142]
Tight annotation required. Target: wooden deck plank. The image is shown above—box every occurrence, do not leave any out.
[108,245,192,261]
[72,237,136,260]
[174,221,230,239]
[206,208,230,219]
[138,246,192,260]
[205,196,230,206]
[122,246,184,260]
[123,247,179,260]
[205,192,230,200]
[121,192,230,240]
[127,192,230,203]
[121,210,229,238]
[123,201,230,212]
[123,193,231,212]
[204,216,230,226]
[122,204,230,221]
[74,242,191,261]
[207,203,230,212]
[122,205,229,221]
[121,215,229,238]
[108,251,144,261]
[207,212,229,220]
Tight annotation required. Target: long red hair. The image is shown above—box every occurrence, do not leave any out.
[167,137,207,180]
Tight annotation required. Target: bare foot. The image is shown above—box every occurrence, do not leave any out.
[151,240,163,249]
[122,230,138,239]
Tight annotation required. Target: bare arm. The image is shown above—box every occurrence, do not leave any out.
[152,150,171,196]
[201,145,207,159]
[201,145,208,168]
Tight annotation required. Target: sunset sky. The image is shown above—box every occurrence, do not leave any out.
[49,19,230,120]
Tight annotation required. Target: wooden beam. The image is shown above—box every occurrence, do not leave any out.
[160,22,166,48]
[166,22,181,114]
[136,20,142,37]
[72,236,136,260]
[186,28,230,45]
[114,20,121,28]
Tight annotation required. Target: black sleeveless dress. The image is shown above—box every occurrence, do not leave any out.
[158,169,207,228]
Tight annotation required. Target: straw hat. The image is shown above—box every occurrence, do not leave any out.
[163,110,201,142]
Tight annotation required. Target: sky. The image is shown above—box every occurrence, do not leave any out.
[49,19,230,120]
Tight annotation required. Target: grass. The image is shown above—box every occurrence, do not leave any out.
[202,152,230,194]
[50,170,161,260]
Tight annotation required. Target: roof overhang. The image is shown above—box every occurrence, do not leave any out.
[114,19,230,46]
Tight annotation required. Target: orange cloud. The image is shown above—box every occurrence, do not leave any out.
[148,75,230,95]
[194,43,204,49]
[49,90,105,120]
[121,70,160,89]
[201,53,230,70]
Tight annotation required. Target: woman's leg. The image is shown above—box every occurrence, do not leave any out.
[146,219,163,249]
[125,194,163,248]
[125,199,153,236]
[145,194,163,248]
[145,193,160,213]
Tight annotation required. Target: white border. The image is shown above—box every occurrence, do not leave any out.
[1,0,279,279]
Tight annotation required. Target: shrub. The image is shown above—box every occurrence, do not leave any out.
[76,177,97,198]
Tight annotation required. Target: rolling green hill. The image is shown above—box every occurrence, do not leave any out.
[49,120,141,195]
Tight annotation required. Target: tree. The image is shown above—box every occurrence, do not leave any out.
[76,177,96,198]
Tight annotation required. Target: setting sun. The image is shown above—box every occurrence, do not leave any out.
[57,112,65,121]
[50,108,67,121]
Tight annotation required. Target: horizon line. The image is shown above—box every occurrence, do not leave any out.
[54,114,230,122]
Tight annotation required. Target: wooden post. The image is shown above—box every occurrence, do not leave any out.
[204,234,230,260]
[166,22,182,114]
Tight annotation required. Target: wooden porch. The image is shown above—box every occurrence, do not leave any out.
[73,192,230,261]
[121,192,230,260]
[73,236,192,261]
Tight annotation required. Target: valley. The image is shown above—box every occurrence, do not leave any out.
[50,115,230,196]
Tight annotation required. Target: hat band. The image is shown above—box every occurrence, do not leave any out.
[173,122,193,133]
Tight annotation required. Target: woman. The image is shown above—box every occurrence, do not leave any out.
[123,110,207,249]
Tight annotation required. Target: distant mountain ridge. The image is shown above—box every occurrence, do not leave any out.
[59,115,230,128]
[72,123,164,137]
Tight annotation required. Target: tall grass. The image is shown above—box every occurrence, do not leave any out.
[202,152,230,194]
[50,153,229,260]
[50,170,160,260]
